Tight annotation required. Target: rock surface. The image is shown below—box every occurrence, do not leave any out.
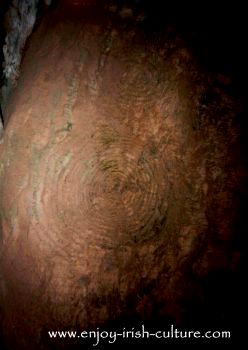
[0,0,51,113]
[0,0,246,349]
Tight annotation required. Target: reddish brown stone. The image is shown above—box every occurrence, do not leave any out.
[0,1,245,349]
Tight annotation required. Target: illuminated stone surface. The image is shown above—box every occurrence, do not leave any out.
[0,1,244,348]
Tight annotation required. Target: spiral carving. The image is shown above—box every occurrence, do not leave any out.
[30,121,168,251]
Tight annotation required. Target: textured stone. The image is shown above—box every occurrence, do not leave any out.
[0,0,245,349]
